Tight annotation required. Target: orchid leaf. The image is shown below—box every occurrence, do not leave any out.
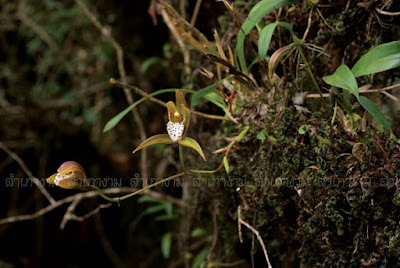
[258,22,293,60]
[223,156,230,173]
[235,0,298,74]
[178,137,206,161]
[351,41,400,77]
[359,96,391,131]
[132,134,173,155]
[323,65,359,99]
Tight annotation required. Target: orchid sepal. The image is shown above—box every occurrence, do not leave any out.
[132,134,174,155]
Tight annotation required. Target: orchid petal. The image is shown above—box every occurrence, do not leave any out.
[132,134,174,154]
[178,137,206,161]
[182,105,191,137]
[175,90,187,115]
[167,101,182,123]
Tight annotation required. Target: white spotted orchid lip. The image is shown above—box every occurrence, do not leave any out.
[166,121,184,142]
[54,173,70,186]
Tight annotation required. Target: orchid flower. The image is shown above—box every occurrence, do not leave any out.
[47,161,90,191]
[132,90,206,161]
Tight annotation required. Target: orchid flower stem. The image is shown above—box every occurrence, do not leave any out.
[179,143,195,175]
[90,172,185,203]
[110,79,231,122]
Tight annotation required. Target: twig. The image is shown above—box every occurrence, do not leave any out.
[190,0,203,26]
[0,187,185,225]
[302,8,313,41]
[61,201,112,230]
[110,78,167,107]
[375,7,400,16]
[60,196,82,230]
[306,83,400,101]
[237,206,272,268]
[111,79,232,121]
[0,142,56,205]
[207,201,219,262]
[160,7,191,75]
[17,2,59,51]
[74,0,149,186]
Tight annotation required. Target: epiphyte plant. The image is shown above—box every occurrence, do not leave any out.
[132,90,206,161]
[47,89,249,203]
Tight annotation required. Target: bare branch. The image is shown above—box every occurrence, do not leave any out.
[0,142,56,205]
[0,187,185,225]
[238,206,272,268]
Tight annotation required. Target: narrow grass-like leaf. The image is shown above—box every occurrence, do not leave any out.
[132,134,173,154]
[323,65,359,99]
[103,88,194,133]
[359,96,391,131]
[235,0,298,74]
[223,156,230,173]
[191,83,217,108]
[161,232,172,259]
[268,45,293,79]
[258,22,293,60]
[351,41,400,77]
[178,137,206,161]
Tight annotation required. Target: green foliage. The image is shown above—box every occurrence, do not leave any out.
[258,22,293,60]
[323,65,359,99]
[359,96,391,131]
[191,247,209,268]
[191,81,228,110]
[161,232,172,258]
[351,41,400,77]
[298,125,310,135]
[235,0,299,73]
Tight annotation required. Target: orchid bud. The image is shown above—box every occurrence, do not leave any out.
[47,161,90,191]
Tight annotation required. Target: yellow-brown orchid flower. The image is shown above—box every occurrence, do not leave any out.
[47,161,90,191]
[132,90,206,161]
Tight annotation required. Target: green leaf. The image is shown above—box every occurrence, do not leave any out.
[191,228,207,237]
[140,57,161,73]
[256,130,266,140]
[204,92,227,111]
[359,96,391,131]
[191,247,209,268]
[223,156,230,174]
[161,232,172,259]
[191,83,217,108]
[236,126,250,142]
[103,88,194,133]
[258,22,293,60]
[178,137,206,161]
[323,65,359,99]
[298,124,310,135]
[132,134,173,154]
[191,78,230,110]
[351,41,400,77]
[235,0,299,74]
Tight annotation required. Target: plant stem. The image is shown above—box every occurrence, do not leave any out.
[294,38,323,98]
[110,79,231,122]
[90,172,185,203]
